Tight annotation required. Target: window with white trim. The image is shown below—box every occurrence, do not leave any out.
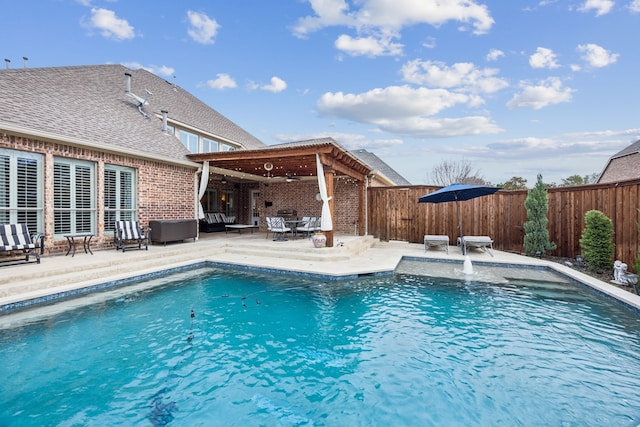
[202,137,218,153]
[0,149,43,233]
[179,130,199,153]
[220,143,236,152]
[104,165,136,233]
[53,158,96,236]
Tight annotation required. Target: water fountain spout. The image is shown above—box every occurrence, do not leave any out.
[463,255,474,275]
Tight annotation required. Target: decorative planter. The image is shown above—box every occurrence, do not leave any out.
[312,232,326,248]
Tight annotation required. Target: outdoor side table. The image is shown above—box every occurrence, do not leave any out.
[64,233,95,257]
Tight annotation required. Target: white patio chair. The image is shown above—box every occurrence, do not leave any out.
[270,216,291,241]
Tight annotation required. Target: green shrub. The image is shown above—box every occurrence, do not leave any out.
[523,174,556,257]
[579,210,615,273]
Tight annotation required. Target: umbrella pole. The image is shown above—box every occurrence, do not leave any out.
[456,201,465,254]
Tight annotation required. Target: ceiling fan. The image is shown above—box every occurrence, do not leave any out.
[285,172,301,183]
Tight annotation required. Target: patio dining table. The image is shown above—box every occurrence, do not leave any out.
[284,219,305,240]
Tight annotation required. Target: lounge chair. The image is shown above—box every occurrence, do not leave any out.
[115,220,150,252]
[424,235,449,254]
[461,236,493,257]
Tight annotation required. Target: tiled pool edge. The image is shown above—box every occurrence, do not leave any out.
[401,255,640,313]
[2,255,639,315]
[0,260,395,315]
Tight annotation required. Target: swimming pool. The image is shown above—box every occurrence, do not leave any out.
[1,263,639,426]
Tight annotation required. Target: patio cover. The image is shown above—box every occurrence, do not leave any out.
[187,138,372,246]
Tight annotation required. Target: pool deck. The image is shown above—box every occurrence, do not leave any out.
[1,232,639,312]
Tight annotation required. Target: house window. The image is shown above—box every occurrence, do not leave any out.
[220,143,236,152]
[202,137,218,153]
[53,158,96,236]
[221,190,235,216]
[0,149,43,233]
[201,189,218,212]
[179,130,199,153]
[104,165,136,233]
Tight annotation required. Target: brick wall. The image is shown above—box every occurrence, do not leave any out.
[257,177,361,234]
[1,134,196,253]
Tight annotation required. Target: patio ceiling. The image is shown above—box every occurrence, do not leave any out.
[187,139,372,183]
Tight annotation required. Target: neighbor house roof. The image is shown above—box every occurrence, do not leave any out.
[350,149,411,186]
[597,139,640,183]
[0,64,264,166]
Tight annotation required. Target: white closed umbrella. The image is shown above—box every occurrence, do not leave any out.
[316,154,332,231]
[197,161,209,219]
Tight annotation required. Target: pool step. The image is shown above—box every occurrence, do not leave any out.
[0,248,218,303]
[0,235,379,306]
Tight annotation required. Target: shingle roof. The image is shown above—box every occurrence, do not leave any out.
[611,139,640,159]
[0,64,264,164]
[350,149,411,185]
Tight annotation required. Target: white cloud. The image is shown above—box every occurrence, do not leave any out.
[335,34,403,57]
[318,85,470,120]
[630,0,640,12]
[400,60,509,94]
[529,47,560,69]
[120,62,174,77]
[376,116,503,138]
[577,43,619,67]
[207,73,237,90]
[293,0,495,58]
[486,49,504,61]
[187,10,220,44]
[86,8,135,40]
[507,77,574,109]
[578,0,614,16]
[259,76,287,93]
[317,85,503,138]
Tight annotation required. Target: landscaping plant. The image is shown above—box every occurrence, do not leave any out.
[579,209,615,273]
[523,174,556,257]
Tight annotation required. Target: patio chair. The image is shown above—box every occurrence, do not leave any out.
[424,235,449,254]
[461,236,493,257]
[270,216,291,241]
[265,216,275,239]
[115,220,150,252]
[296,216,317,238]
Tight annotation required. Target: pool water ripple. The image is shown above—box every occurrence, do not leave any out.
[1,267,640,426]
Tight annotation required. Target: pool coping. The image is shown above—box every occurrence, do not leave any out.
[2,254,639,315]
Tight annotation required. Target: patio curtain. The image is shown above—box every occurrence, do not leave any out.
[316,154,333,231]
[198,161,209,219]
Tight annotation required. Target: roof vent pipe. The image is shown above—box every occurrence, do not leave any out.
[4,59,10,69]
[124,72,132,93]
[161,110,169,133]
[22,57,28,68]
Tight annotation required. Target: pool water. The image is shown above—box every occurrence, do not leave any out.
[1,265,640,426]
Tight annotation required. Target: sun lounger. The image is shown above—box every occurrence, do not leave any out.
[424,235,449,254]
[461,236,493,257]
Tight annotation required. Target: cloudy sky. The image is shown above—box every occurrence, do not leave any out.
[2,0,639,185]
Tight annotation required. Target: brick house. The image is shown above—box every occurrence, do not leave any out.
[1,64,407,252]
[0,64,263,253]
[597,139,640,183]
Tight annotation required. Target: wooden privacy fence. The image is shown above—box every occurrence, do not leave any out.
[368,179,640,268]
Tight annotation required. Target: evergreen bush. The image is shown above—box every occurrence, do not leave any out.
[579,210,615,273]
[523,174,556,257]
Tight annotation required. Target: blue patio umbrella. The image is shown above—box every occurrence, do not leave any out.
[418,183,500,241]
